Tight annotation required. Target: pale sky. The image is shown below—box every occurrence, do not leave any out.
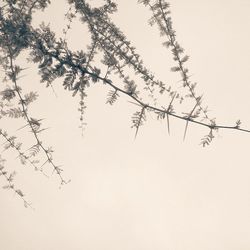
[1,1,250,250]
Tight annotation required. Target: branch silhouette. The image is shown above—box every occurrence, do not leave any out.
[0,0,249,207]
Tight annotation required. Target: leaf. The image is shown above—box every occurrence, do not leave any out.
[91,67,101,82]
[5,108,23,118]
[16,189,24,197]
[0,88,16,101]
[170,66,180,72]
[200,130,214,147]
[131,106,147,138]
[63,73,75,90]
[28,144,40,157]
[106,90,119,105]
[23,92,38,106]
[235,119,241,128]
[181,55,189,63]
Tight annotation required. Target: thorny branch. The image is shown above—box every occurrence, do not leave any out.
[146,0,209,121]
[33,42,250,134]
[0,156,33,209]
[1,0,250,208]
[0,129,48,177]
[7,50,67,185]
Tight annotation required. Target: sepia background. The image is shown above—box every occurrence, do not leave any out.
[1,0,250,249]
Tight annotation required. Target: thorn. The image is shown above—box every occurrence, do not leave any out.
[167,114,170,135]
[183,120,189,141]
[128,101,141,107]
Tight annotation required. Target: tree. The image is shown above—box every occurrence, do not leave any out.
[0,0,249,208]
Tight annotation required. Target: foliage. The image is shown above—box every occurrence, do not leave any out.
[0,0,249,207]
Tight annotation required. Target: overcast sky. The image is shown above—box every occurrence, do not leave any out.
[1,1,250,250]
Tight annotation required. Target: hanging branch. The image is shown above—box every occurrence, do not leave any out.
[63,5,78,41]
[0,129,48,176]
[78,39,98,134]
[7,50,67,185]
[0,155,33,209]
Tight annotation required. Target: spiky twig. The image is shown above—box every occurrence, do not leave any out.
[7,50,67,185]
[0,156,33,209]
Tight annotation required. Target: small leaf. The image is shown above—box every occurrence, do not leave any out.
[170,66,180,72]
